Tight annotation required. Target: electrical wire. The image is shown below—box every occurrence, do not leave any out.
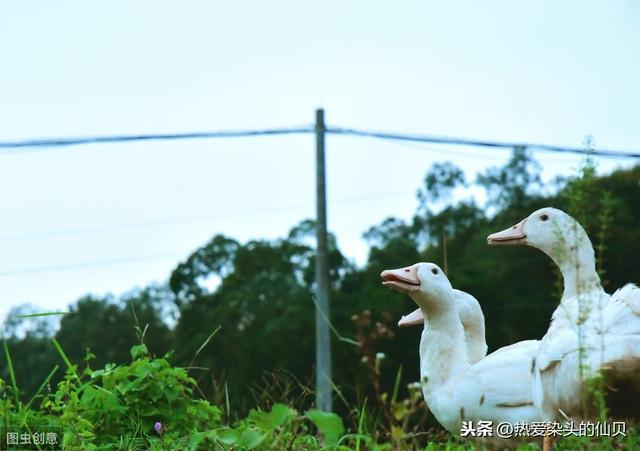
[0,252,185,277]
[0,123,638,278]
[376,137,511,162]
[0,191,413,242]
[0,126,313,152]
[326,126,640,159]
[0,124,638,158]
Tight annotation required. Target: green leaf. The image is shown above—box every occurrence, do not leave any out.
[391,425,405,440]
[249,403,294,432]
[131,343,149,360]
[217,428,239,445]
[391,365,403,404]
[391,402,409,421]
[239,429,265,449]
[307,409,345,446]
[2,331,19,405]
[52,337,80,379]
[16,311,72,318]
[356,399,366,451]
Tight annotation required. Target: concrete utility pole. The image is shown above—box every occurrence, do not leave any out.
[314,108,332,412]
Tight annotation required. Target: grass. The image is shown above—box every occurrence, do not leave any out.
[2,327,638,450]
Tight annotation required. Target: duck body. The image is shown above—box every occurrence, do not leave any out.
[488,207,640,420]
[420,327,541,433]
[534,284,640,420]
[382,263,544,447]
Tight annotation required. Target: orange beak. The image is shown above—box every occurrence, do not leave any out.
[487,218,527,245]
[397,308,424,327]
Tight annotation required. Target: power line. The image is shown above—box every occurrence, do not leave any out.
[326,127,640,159]
[383,136,595,166]
[0,126,313,151]
[382,137,512,161]
[0,190,417,276]
[0,124,638,158]
[0,191,413,242]
[0,252,185,277]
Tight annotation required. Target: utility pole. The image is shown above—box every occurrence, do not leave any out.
[314,108,332,412]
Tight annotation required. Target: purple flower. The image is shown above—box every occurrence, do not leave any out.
[154,421,162,434]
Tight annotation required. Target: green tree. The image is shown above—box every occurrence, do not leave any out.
[477,146,542,210]
[54,287,171,371]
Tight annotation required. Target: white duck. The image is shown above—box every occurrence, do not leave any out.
[488,207,640,421]
[398,289,488,363]
[382,263,542,446]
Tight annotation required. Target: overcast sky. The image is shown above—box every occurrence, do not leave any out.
[1,1,639,323]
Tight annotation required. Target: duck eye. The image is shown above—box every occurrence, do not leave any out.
[431,268,438,275]
[540,214,549,222]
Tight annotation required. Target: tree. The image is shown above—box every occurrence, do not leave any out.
[55,288,171,371]
[477,146,542,211]
[417,161,466,206]
[169,235,240,305]
[171,221,351,410]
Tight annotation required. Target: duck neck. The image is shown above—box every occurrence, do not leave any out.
[465,324,488,363]
[418,301,469,389]
[548,235,602,301]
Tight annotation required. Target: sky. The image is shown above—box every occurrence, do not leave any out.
[0,1,639,324]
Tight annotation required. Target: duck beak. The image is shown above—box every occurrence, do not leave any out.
[381,266,423,325]
[397,308,425,327]
[487,218,528,245]
[381,266,421,293]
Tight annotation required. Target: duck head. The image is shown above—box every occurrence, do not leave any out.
[487,207,591,257]
[487,207,599,297]
[381,262,454,315]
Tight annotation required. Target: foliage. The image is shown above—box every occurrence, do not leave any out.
[5,335,638,449]
[476,146,542,210]
[0,339,416,450]
[418,161,466,205]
